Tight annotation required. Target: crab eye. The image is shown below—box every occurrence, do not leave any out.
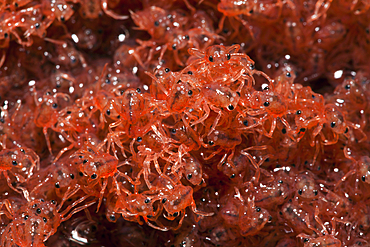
[227,105,234,111]
[165,68,170,73]
[188,90,193,96]
[330,122,336,128]
[286,72,291,77]
[263,102,270,107]
[226,53,231,60]
[144,198,151,203]
[91,174,97,179]
[52,103,58,108]
[208,56,213,62]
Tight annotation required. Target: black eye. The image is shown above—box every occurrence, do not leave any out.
[165,68,170,73]
[313,190,318,196]
[282,128,287,134]
[83,159,88,164]
[12,161,17,166]
[250,64,255,70]
[171,128,176,134]
[52,103,58,108]
[286,72,291,77]
[298,189,303,195]
[330,122,336,128]
[172,44,176,50]
[227,105,234,111]
[173,212,179,217]
[226,54,231,60]
[185,35,189,40]
[24,215,29,220]
[187,71,193,75]
[36,208,41,214]
[91,174,97,179]
[145,198,150,203]
[137,137,142,142]
[345,127,349,133]
[55,182,60,188]
[278,180,283,184]
[70,174,74,179]
[4,33,8,38]
[109,215,116,221]
[362,176,366,181]
[20,149,25,153]
[300,128,306,132]
[43,217,47,223]
[51,200,56,204]
[0,118,4,123]
[162,198,167,203]
[154,21,159,26]
[208,141,214,145]
[35,23,40,29]
[345,84,350,90]
[243,120,248,126]
[208,56,213,62]
[256,207,261,212]
[187,174,192,180]
[304,238,309,243]
[60,16,65,22]
[230,174,235,179]
[188,90,193,95]
[79,172,84,176]
[40,199,45,202]
[296,110,301,115]
[136,88,141,93]
[263,102,270,107]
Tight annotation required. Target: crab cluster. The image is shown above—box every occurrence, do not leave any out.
[1,0,370,246]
